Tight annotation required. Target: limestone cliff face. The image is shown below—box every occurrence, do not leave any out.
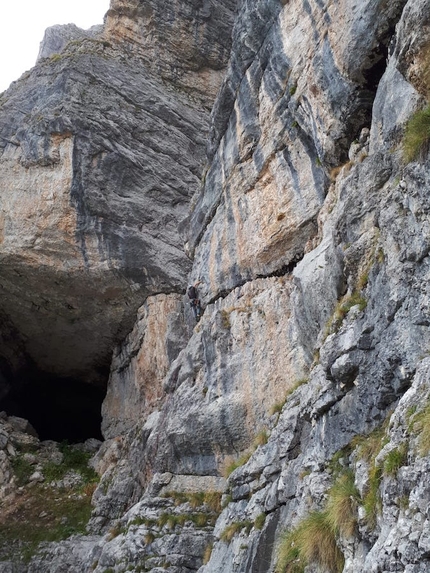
[0,0,237,387]
[2,0,430,572]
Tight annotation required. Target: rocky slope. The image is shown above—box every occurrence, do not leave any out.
[2,0,430,571]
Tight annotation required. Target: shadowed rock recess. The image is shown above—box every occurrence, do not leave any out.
[2,0,430,571]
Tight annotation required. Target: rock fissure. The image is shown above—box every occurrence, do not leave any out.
[205,252,306,308]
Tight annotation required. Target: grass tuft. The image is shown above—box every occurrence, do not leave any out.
[276,511,344,573]
[254,513,266,530]
[363,465,382,529]
[220,520,253,542]
[409,402,430,456]
[383,444,408,475]
[326,470,360,538]
[253,429,269,448]
[224,452,252,477]
[325,291,367,336]
[403,105,430,163]
[203,542,213,565]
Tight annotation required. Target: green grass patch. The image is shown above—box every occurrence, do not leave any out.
[11,456,34,486]
[254,513,266,530]
[403,105,430,163]
[42,443,98,484]
[383,444,408,475]
[0,486,93,562]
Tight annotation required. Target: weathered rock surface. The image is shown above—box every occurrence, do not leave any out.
[0,0,237,390]
[3,0,430,571]
[37,24,103,62]
[102,293,187,439]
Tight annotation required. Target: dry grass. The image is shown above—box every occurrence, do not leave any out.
[276,511,344,573]
[326,470,360,538]
[220,520,253,542]
[203,542,213,565]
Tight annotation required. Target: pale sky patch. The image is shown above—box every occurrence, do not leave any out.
[0,0,111,93]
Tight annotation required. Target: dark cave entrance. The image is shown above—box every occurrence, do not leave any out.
[0,371,105,443]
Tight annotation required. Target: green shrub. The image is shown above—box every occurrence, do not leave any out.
[403,105,430,162]
[276,511,344,573]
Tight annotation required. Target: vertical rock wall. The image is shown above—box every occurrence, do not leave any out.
[3,0,430,572]
[0,0,238,389]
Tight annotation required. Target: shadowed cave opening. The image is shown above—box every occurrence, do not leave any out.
[0,371,105,443]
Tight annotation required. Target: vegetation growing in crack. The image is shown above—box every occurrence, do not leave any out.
[203,542,214,564]
[383,444,408,475]
[220,520,253,542]
[224,452,253,477]
[276,510,344,573]
[324,291,367,336]
[326,470,360,538]
[403,104,430,163]
[277,464,362,571]
[223,425,271,477]
[351,418,391,529]
[161,490,222,512]
[269,378,309,416]
[407,401,430,456]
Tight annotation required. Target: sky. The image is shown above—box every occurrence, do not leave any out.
[0,0,111,93]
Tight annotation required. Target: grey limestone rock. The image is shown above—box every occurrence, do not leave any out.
[4,0,430,572]
[0,0,237,387]
[37,24,103,62]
